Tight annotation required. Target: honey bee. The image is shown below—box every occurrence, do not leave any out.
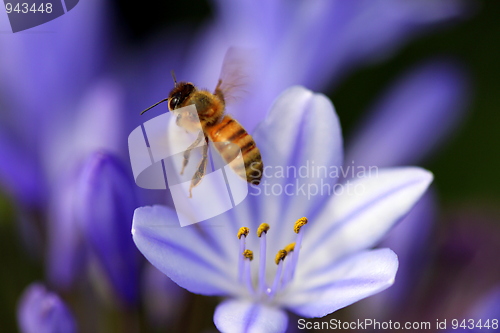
[140,50,263,197]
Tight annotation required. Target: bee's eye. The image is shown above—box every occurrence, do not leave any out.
[169,96,180,110]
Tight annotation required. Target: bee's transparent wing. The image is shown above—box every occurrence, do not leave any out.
[216,47,254,104]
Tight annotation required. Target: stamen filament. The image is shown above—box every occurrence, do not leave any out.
[257,223,270,293]
[282,243,296,285]
[243,249,254,295]
[269,262,283,298]
[237,227,249,282]
[282,252,293,285]
[289,218,308,280]
[269,250,287,298]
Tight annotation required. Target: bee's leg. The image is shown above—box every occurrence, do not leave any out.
[189,136,209,198]
[180,131,205,175]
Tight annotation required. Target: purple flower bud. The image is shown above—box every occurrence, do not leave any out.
[76,151,141,307]
[17,283,76,333]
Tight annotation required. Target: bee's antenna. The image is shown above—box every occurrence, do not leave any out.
[141,70,177,115]
[140,98,169,115]
[171,70,177,86]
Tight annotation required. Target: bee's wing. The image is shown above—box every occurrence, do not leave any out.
[216,47,254,104]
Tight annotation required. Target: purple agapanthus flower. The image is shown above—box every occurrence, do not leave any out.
[65,150,140,305]
[17,283,76,333]
[132,86,433,332]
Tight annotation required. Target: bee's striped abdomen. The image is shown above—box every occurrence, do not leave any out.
[207,115,263,184]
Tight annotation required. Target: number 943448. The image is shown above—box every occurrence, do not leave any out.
[5,3,53,14]
[451,319,498,330]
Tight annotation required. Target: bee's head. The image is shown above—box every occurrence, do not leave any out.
[168,82,195,111]
[139,71,195,116]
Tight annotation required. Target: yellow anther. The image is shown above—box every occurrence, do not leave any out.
[243,249,254,261]
[275,249,287,265]
[257,223,270,237]
[237,227,250,239]
[284,242,295,253]
[294,217,308,234]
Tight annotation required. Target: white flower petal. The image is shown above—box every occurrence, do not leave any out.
[285,248,398,318]
[214,299,288,333]
[249,86,343,248]
[132,205,238,296]
[302,167,432,274]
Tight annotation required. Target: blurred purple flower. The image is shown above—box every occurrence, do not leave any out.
[78,151,140,305]
[346,60,470,167]
[17,283,76,333]
[344,60,470,318]
[132,87,433,332]
[422,209,500,319]
[0,0,113,207]
[47,150,140,306]
[0,0,139,302]
[39,80,128,279]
